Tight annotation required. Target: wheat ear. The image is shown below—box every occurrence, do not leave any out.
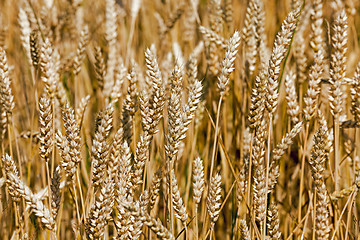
[267,202,281,239]
[285,70,300,124]
[86,177,115,240]
[39,93,53,163]
[207,173,222,230]
[91,104,113,188]
[351,62,360,120]
[266,6,300,114]
[239,219,251,240]
[268,121,302,191]
[73,25,89,77]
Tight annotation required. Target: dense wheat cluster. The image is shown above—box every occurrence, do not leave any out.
[1,0,360,239]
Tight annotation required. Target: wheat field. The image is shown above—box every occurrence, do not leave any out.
[0,0,360,239]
